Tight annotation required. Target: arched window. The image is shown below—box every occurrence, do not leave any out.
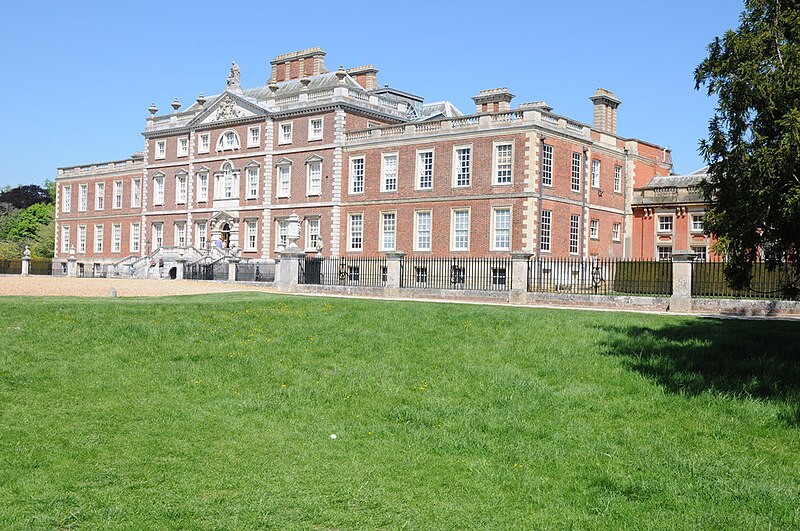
[216,130,241,151]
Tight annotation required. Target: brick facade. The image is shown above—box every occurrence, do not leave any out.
[54,47,676,273]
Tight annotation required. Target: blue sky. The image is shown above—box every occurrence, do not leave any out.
[0,0,742,189]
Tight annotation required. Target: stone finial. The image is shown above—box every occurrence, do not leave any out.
[171,98,181,112]
[227,61,241,87]
[23,245,31,258]
[148,102,158,117]
[300,76,311,89]
[286,213,302,251]
[268,81,279,93]
[335,65,347,83]
[196,93,207,107]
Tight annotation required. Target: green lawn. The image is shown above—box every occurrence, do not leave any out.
[1,293,799,530]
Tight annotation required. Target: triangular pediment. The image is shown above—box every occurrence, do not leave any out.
[210,210,236,222]
[190,91,266,126]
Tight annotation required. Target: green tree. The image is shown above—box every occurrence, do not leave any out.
[694,0,800,289]
[5,202,54,241]
[31,220,55,259]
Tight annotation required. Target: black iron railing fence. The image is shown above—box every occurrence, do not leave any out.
[235,263,275,282]
[528,257,673,296]
[400,256,513,291]
[692,260,800,300]
[185,262,229,281]
[299,256,387,287]
[0,259,22,275]
[29,259,53,276]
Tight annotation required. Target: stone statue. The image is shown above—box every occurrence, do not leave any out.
[227,61,241,87]
[23,245,31,258]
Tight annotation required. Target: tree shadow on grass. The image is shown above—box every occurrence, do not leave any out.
[596,317,800,426]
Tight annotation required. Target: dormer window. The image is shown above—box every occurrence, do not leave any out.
[217,130,240,151]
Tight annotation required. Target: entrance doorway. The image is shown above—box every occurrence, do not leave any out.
[221,223,231,248]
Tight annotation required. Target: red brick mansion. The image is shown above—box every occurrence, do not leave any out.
[54,47,708,276]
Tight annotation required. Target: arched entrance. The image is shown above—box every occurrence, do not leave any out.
[221,223,231,248]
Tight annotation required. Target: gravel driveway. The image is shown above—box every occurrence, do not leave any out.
[0,276,275,298]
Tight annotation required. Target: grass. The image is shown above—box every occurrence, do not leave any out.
[1,293,799,530]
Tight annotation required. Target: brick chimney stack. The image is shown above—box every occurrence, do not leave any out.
[589,88,621,135]
[270,47,327,83]
[346,65,379,91]
[472,88,515,114]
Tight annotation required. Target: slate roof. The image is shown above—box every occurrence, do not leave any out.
[639,167,709,189]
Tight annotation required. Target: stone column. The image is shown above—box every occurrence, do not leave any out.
[176,252,186,280]
[276,251,304,292]
[510,252,533,304]
[21,246,31,276]
[384,251,405,297]
[67,247,78,277]
[227,256,240,282]
[670,250,695,313]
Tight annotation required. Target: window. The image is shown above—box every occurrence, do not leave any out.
[415,211,432,251]
[280,122,293,144]
[381,212,396,251]
[382,154,398,192]
[306,218,320,251]
[415,267,428,284]
[348,266,360,282]
[221,163,235,198]
[309,118,323,141]
[541,144,553,187]
[451,265,465,284]
[569,214,580,255]
[276,220,288,250]
[590,219,599,239]
[112,224,121,253]
[540,210,552,252]
[131,178,141,208]
[79,184,88,211]
[417,150,434,189]
[658,215,673,233]
[492,268,507,287]
[155,140,166,159]
[247,165,259,198]
[277,162,291,198]
[657,246,673,261]
[348,213,363,251]
[591,160,600,188]
[612,222,621,242]
[152,223,163,249]
[95,183,105,210]
[176,174,187,204]
[691,214,705,232]
[217,130,240,150]
[62,185,71,212]
[692,245,707,261]
[614,165,622,193]
[197,172,209,202]
[452,209,470,251]
[178,137,189,157]
[130,223,140,252]
[175,222,186,247]
[78,225,86,253]
[61,225,70,253]
[350,157,364,194]
[245,220,257,251]
[571,153,582,192]
[454,147,471,187]
[494,143,513,184]
[306,159,322,196]
[198,133,210,153]
[492,208,511,250]
[248,126,260,148]
[153,175,164,205]
[195,221,206,249]
[94,224,103,253]
[113,181,123,209]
